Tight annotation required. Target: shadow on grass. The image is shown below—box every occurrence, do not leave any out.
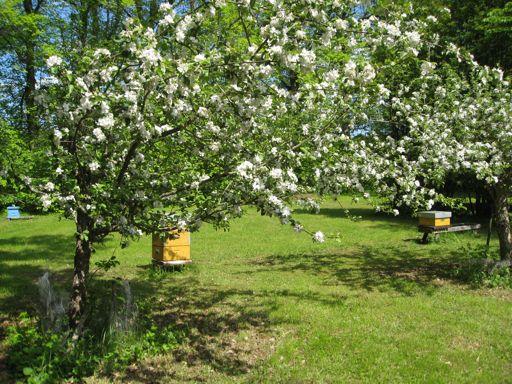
[0,235,75,318]
[113,274,280,382]
[119,262,353,382]
[296,206,392,220]
[0,235,75,262]
[295,207,419,232]
[251,246,470,296]
[298,206,486,231]
[0,234,281,381]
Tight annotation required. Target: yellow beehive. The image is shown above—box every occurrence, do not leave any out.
[152,230,191,265]
[418,211,451,228]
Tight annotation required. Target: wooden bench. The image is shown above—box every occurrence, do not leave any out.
[418,223,482,244]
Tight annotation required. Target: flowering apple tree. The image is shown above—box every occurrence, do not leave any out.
[33,0,427,327]
[319,42,512,262]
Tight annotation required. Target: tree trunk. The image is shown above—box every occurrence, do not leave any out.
[134,0,144,23]
[492,187,512,261]
[23,0,38,137]
[68,214,93,329]
[78,1,90,48]
[149,0,158,28]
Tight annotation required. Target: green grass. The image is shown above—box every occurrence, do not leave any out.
[1,197,512,383]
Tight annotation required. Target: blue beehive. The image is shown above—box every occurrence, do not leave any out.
[7,205,21,220]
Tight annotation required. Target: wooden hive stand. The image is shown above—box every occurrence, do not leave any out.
[417,211,481,244]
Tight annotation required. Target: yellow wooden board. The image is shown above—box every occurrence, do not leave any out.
[152,245,190,262]
[419,217,451,227]
[152,231,190,247]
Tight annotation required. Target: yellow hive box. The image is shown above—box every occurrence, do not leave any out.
[418,211,451,228]
[152,230,191,265]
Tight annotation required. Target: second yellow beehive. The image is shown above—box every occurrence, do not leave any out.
[417,211,451,228]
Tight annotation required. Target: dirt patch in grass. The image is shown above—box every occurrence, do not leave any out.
[122,327,275,383]
[475,287,512,301]
[450,336,481,352]
[113,284,277,383]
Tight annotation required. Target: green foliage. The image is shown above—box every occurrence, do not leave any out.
[452,244,512,288]
[94,255,120,272]
[99,321,181,375]
[0,121,31,210]
[0,120,53,213]
[0,0,47,46]
[476,266,512,288]
[484,2,512,33]
[381,0,512,70]
[449,0,512,70]
[5,287,182,383]
[434,194,472,215]
[0,120,27,178]
[5,306,180,383]
[0,191,43,213]
[5,313,92,383]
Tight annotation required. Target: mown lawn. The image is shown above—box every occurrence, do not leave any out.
[1,197,511,383]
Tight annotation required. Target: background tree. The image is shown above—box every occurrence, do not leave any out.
[0,0,47,135]
[368,0,512,216]
[0,0,171,211]
[373,0,512,69]
[322,46,512,262]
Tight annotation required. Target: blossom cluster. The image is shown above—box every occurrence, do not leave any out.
[35,1,429,243]
[317,42,512,215]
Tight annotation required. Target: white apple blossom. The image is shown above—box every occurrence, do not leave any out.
[361,64,376,83]
[194,54,206,63]
[89,162,100,171]
[159,2,172,12]
[324,69,339,82]
[46,55,62,67]
[313,231,325,243]
[93,48,111,58]
[237,161,254,178]
[270,168,283,179]
[406,31,421,46]
[268,195,282,207]
[252,179,264,191]
[344,60,357,79]
[335,19,348,30]
[160,13,175,27]
[41,194,52,209]
[141,48,161,64]
[421,61,436,76]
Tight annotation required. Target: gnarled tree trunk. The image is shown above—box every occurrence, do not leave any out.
[68,212,93,329]
[492,186,512,262]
